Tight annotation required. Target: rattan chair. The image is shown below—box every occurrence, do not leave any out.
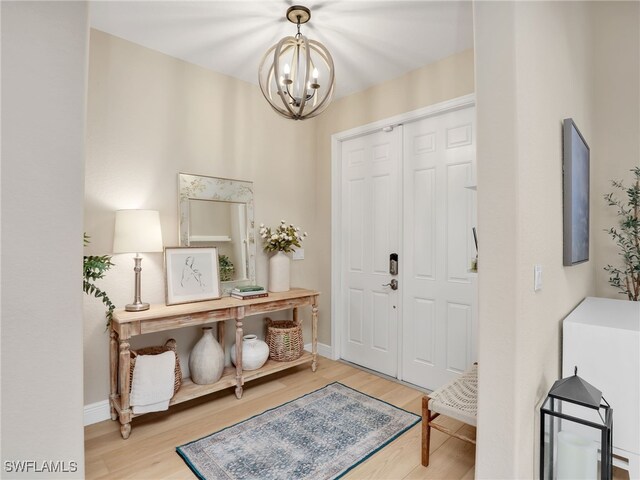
[421,363,477,466]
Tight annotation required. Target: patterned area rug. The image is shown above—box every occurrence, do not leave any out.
[177,382,420,480]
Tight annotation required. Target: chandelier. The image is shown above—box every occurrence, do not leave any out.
[258,5,335,120]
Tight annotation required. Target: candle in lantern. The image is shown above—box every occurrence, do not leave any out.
[556,430,597,480]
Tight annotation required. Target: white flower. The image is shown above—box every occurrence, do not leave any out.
[260,221,306,252]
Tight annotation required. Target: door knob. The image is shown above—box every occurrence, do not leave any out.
[382,279,398,290]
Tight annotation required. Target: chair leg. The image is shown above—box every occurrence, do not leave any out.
[421,396,432,467]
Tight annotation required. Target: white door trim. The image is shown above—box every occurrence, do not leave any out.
[331,93,476,362]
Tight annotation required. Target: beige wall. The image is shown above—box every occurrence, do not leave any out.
[314,49,475,344]
[84,37,474,407]
[592,2,640,299]
[473,3,521,473]
[1,1,88,476]
[84,30,320,405]
[473,1,639,477]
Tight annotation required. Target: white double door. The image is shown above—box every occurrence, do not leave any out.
[340,105,477,391]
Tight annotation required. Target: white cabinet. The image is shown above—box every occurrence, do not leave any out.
[563,297,640,479]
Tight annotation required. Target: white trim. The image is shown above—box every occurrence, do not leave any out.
[330,93,476,365]
[84,399,111,426]
[330,93,475,143]
[305,342,335,360]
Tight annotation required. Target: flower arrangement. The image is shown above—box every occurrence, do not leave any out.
[259,220,308,253]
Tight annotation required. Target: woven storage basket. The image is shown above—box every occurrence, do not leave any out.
[129,339,182,395]
[266,318,304,362]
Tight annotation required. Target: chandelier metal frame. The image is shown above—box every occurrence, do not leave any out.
[258,5,335,120]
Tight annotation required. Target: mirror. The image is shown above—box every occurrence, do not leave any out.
[179,173,256,292]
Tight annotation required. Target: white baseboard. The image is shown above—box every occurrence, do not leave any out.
[305,342,334,360]
[84,399,111,426]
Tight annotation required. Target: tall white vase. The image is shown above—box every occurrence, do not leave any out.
[189,327,224,385]
[269,251,290,292]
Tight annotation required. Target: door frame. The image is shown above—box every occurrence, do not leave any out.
[330,93,476,366]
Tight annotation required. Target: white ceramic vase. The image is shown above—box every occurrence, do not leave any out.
[189,327,224,385]
[231,334,269,371]
[269,251,290,292]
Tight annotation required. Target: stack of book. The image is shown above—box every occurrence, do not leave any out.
[231,285,268,300]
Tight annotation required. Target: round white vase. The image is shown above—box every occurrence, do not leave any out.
[231,334,269,371]
[269,251,290,292]
[189,327,224,385]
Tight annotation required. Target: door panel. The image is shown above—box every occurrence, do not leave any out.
[348,288,364,344]
[347,179,365,272]
[341,129,400,377]
[401,106,476,390]
[447,162,473,282]
[413,168,436,279]
[412,298,436,364]
[446,302,472,373]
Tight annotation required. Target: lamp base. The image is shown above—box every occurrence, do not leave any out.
[125,302,150,312]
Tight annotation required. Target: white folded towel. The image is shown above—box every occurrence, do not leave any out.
[130,350,176,414]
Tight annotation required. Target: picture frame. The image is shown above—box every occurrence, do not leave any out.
[164,246,221,305]
[562,118,590,266]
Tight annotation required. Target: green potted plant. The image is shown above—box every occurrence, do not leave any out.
[83,233,116,326]
[603,166,640,301]
[218,254,235,282]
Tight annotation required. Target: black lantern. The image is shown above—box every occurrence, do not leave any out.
[540,367,613,480]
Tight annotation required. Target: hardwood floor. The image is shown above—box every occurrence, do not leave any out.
[85,357,475,479]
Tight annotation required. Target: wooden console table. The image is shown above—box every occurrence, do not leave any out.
[109,288,319,439]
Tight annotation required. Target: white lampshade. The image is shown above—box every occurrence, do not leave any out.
[113,210,163,254]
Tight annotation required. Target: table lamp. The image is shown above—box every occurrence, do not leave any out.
[113,209,163,311]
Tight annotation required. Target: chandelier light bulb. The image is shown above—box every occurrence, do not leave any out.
[258,5,335,120]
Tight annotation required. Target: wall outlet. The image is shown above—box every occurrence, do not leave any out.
[292,248,304,260]
[534,265,543,292]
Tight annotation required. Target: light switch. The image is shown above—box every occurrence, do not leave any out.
[534,265,543,292]
[292,248,304,260]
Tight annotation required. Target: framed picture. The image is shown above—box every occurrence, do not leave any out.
[165,247,221,305]
[562,118,590,266]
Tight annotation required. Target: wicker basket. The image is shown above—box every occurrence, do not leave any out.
[129,339,182,395]
[266,318,304,362]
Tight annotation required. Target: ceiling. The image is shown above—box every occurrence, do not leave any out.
[89,1,474,99]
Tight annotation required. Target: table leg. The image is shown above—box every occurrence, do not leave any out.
[109,331,118,421]
[312,296,318,372]
[235,306,245,399]
[217,321,225,357]
[118,338,132,439]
